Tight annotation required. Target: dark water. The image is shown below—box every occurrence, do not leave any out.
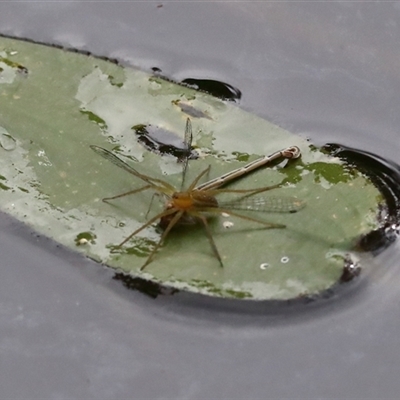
[1,3,400,399]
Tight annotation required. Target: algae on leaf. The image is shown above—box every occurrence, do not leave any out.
[0,36,383,300]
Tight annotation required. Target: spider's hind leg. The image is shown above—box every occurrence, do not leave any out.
[102,184,153,203]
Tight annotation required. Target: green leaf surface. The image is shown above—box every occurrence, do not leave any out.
[0,36,383,300]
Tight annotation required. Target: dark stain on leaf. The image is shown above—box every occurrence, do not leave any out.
[181,78,241,102]
[80,110,107,129]
[0,182,11,190]
[0,56,28,74]
[132,123,198,160]
[113,273,179,298]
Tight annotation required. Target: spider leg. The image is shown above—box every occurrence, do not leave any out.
[187,165,212,191]
[117,207,178,248]
[191,211,224,267]
[140,210,185,270]
[145,192,165,219]
[103,184,154,202]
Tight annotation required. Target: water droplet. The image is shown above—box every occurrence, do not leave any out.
[0,127,16,151]
[280,256,289,264]
[75,231,97,246]
[223,221,234,229]
[260,263,269,270]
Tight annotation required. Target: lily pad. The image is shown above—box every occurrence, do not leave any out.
[0,36,383,300]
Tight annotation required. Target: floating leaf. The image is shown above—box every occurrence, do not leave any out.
[0,36,384,300]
